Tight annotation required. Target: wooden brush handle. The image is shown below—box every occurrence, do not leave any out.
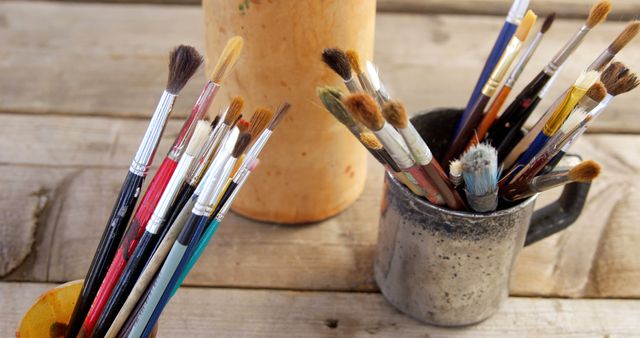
[444,95,490,164]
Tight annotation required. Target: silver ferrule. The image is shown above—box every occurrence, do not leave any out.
[130,91,176,175]
[188,124,231,186]
[399,124,433,165]
[588,49,615,72]
[194,157,235,216]
[482,38,523,97]
[506,33,543,88]
[506,0,529,24]
[215,166,252,222]
[465,188,498,213]
[147,154,194,234]
[588,95,612,119]
[345,77,363,94]
[450,173,463,188]
[576,95,599,113]
[168,82,220,160]
[194,128,237,196]
[531,170,570,192]
[545,25,590,75]
[208,157,237,211]
[357,72,377,101]
[244,129,273,165]
[374,123,414,169]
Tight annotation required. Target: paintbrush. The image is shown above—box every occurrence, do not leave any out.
[88,121,210,338]
[317,86,401,171]
[322,48,362,93]
[449,160,464,189]
[346,50,380,103]
[382,100,467,210]
[544,62,639,172]
[589,20,640,71]
[129,133,253,338]
[65,45,202,338]
[446,10,537,164]
[472,13,556,148]
[487,0,611,158]
[503,160,600,201]
[456,0,530,134]
[461,143,500,212]
[365,60,392,104]
[344,93,445,205]
[506,70,599,180]
[79,37,243,337]
[103,124,241,338]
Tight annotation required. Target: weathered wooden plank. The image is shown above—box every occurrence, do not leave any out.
[1,2,639,133]
[3,282,640,338]
[2,133,640,298]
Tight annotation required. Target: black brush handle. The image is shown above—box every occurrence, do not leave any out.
[494,96,542,161]
[91,230,160,337]
[66,171,144,338]
[487,71,551,154]
[444,94,490,164]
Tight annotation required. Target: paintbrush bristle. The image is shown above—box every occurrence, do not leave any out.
[237,118,250,133]
[232,132,252,158]
[515,10,537,42]
[585,0,612,29]
[568,160,601,182]
[210,36,244,83]
[541,13,556,34]
[461,143,498,197]
[210,115,221,128]
[224,96,244,125]
[346,50,363,74]
[381,100,409,129]
[586,81,607,102]
[249,107,273,139]
[185,120,212,156]
[601,62,639,96]
[167,45,203,94]
[360,132,383,150]
[268,102,291,130]
[317,87,357,127]
[321,48,352,80]
[610,21,640,53]
[575,70,600,90]
[343,93,384,131]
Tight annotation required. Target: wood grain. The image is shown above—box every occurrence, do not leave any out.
[1,2,639,133]
[4,282,640,338]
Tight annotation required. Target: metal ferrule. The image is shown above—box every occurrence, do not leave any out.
[588,95,612,119]
[544,85,589,135]
[147,154,194,234]
[194,157,235,216]
[545,25,590,75]
[530,170,570,192]
[374,123,414,169]
[194,128,237,196]
[482,38,523,97]
[130,91,176,176]
[506,33,543,88]
[357,72,377,101]
[244,129,273,165]
[449,173,463,188]
[399,124,432,165]
[188,124,231,186]
[465,188,498,213]
[587,49,615,72]
[168,82,220,160]
[215,166,252,222]
[345,77,362,93]
[576,95,599,113]
[506,0,529,24]
[208,157,237,212]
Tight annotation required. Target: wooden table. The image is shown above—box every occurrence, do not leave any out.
[2,1,640,336]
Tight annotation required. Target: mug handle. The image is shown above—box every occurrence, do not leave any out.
[524,181,591,246]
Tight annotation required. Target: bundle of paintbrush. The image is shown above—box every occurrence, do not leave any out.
[317,0,640,213]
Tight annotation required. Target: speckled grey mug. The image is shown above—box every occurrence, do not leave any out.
[374,109,591,326]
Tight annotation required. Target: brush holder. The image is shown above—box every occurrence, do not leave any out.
[203,0,375,223]
[374,109,592,326]
[17,280,157,338]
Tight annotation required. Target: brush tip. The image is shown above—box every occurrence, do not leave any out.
[381,100,409,129]
[541,12,556,33]
[586,0,612,28]
[359,131,383,150]
[185,120,211,156]
[210,36,244,83]
[224,96,245,125]
[167,45,203,94]
[601,62,639,96]
[317,86,356,127]
[268,102,291,130]
[515,10,537,41]
[321,48,352,80]
[343,93,384,131]
[461,143,498,196]
[610,21,640,53]
[346,50,363,74]
[232,132,252,158]
[249,107,273,139]
[586,81,607,102]
[569,160,601,182]
[449,159,463,177]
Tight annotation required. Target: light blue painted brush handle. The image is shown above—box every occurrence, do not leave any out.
[126,239,188,338]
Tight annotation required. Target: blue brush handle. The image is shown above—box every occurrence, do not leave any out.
[140,215,210,338]
[455,21,518,135]
[505,132,550,182]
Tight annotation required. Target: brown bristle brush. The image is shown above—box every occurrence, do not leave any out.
[346,50,378,101]
[248,107,273,141]
[589,20,640,71]
[322,48,362,93]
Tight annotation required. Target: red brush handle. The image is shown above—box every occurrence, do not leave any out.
[79,157,178,336]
